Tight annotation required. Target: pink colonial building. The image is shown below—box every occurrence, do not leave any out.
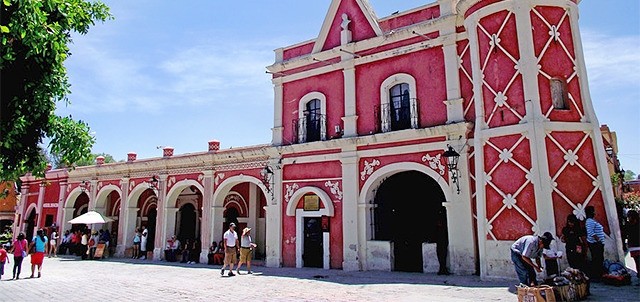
[14,0,624,279]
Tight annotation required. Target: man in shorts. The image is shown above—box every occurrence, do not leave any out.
[220,223,238,277]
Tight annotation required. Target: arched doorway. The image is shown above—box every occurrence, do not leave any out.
[146,208,157,253]
[177,203,197,242]
[373,171,446,272]
[25,208,36,242]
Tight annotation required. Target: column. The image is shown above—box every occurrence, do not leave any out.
[14,184,29,238]
[116,178,130,257]
[341,147,360,271]
[342,60,358,137]
[265,159,283,267]
[153,174,168,260]
[88,180,98,211]
[440,11,464,124]
[35,182,46,228]
[199,170,214,263]
[248,183,258,233]
[55,181,68,230]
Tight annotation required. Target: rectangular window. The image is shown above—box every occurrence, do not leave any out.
[551,78,569,110]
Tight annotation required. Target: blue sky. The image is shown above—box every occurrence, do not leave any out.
[58,0,640,174]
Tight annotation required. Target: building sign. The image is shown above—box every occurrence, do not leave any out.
[303,195,320,211]
[43,203,58,208]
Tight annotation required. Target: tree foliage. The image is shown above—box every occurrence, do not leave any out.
[624,170,636,181]
[0,0,111,181]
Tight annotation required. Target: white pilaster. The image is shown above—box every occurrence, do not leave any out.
[272,78,284,145]
[342,60,358,137]
[441,22,464,124]
[116,178,130,257]
[153,174,168,260]
[341,147,360,271]
[55,181,67,230]
[36,183,46,228]
[200,170,214,263]
[265,159,283,267]
[88,180,98,211]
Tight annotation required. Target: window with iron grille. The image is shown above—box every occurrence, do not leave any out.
[305,99,322,142]
[389,83,412,131]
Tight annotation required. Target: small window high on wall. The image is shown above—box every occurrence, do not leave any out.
[550,78,569,110]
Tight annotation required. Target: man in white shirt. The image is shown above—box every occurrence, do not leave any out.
[140,226,148,260]
[220,223,238,277]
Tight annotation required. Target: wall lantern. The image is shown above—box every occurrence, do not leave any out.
[148,175,159,190]
[442,145,461,194]
[79,180,91,193]
[260,166,274,193]
[605,146,614,158]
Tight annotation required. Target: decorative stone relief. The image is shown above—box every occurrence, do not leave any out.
[284,183,299,204]
[421,153,445,176]
[360,159,380,181]
[324,181,343,201]
[214,173,225,186]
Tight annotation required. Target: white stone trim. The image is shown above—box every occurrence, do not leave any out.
[285,186,335,217]
[165,179,205,209]
[298,92,328,143]
[380,73,419,132]
[95,184,122,209]
[312,0,382,54]
[63,186,85,209]
[295,209,332,270]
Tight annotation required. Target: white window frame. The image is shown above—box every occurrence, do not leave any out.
[380,73,418,132]
[298,92,327,143]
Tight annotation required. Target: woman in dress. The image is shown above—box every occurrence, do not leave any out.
[28,229,48,278]
[10,233,28,279]
[560,214,586,271]
[132,228,141,259]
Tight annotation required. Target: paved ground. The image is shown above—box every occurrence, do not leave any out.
[0,254,638,301]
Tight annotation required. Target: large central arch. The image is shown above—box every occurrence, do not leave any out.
[358,162,453,272]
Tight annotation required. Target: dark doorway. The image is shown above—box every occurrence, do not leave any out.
[373,171,446,272]
[25,209,36,242]
[146,208,157,252]
[303,217,323,268]
[178,204,196,242]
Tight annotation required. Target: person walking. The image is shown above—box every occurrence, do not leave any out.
[11,233,28,279]
[236,227,257,275]
[625,210,639,280]
[510,232,554,286]
[561,214,586,271]
[140,226,148,260]
[585,206,605,281]
[220,223,238,277]
[0,244,9,280]
[29,229,48,278]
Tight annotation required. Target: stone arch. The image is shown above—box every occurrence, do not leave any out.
[95,184,122,209]
[359,161,451,206]
[64,186,86,208]
[213,175,269,207]
[285,186,335,217]
[165,179,205,209]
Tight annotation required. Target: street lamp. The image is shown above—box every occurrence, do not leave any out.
[605,146,614,158]
[260,166,274,193]
[148,175,159,190]
[442,145,461,194]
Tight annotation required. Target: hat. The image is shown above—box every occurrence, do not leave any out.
[229,223,236,228]
[540,232,554,249]
[243,227,251,235]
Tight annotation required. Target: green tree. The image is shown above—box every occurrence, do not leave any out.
[0,0,112,181]
[625,170,636,181]
[73,152,116,167]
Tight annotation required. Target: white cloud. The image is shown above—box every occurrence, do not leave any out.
[581,30,640,90]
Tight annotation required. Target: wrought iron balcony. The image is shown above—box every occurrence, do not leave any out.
[292,114,327,144]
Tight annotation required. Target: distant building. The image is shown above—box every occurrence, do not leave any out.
[14,0,624,279]
[0,181,19,233]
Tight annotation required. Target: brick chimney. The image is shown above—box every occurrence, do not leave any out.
[96,156,105,165]
[127,152,137,162]
[208,140,220,152]
[163,146,174,158]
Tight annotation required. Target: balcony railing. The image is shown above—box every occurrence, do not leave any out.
[376,99,419,133]
[292,114,327,144]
